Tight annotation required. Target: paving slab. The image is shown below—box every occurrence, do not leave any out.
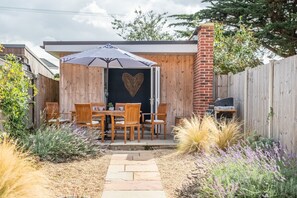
[101,191,166,198]
[109,159,155,165]
[106,172,133,181]
[125,164,159,172]
[134,172,161,181]
[107,165,125,172]
[104,181,163,191]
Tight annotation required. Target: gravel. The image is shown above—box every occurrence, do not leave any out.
[42,154,111,198]
[41,150,195,198]
[154,150,196,198]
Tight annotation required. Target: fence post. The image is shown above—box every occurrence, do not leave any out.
[33,74,40,128]
[268,61,275,138]
[243,67,250,136]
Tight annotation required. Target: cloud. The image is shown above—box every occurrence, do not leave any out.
[72,1,113,30]
[0,0,205,66]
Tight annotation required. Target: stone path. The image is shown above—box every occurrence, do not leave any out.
[101,152,166,198]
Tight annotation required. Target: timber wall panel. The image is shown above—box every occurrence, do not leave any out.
[60,63,104,114]
[129,54,194,131]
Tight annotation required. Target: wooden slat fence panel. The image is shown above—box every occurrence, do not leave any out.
[246,64,270,136]
[214,75,229,99]
[34,74,59,128]
[228,71,246,120]
[215,55,297,153]
[272,56,297,152]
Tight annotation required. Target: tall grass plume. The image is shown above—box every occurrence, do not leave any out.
[215,119,243,150]
[0,135,50,198]
[174,116,218,154]
[174,116,242,153]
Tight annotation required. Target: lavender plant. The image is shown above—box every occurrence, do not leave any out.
[177,143,297,197]
[21,125,101,162]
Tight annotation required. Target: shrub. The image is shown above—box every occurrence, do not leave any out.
[0,135,50,198]
[174,116,243,153]
[246,132,278,150]
[0,54,37,138]
[21,125,100,162]
[177,144,297,198]
[174,116,218,154]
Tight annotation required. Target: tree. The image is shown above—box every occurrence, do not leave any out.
[214,23,262,74]
[170,15,262,74]
[169,13,200,38]
[171,0,297,57]
[112,10,174,41]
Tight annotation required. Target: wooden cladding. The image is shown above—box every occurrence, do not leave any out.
[60,63,104,113]
[140,54,195,130]
[60,53,195,131]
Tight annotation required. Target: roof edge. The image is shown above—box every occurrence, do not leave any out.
[43,40,197,47]
[2,44,54,76]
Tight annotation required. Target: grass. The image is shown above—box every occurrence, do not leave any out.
[174,116,218,153]
[0,135,50,198]
[215,119,242,150]
[174,116,243,154]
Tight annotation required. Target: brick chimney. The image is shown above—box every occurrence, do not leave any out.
[193,23,214,116]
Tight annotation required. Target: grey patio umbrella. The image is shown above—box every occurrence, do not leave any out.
[60,43,157,101]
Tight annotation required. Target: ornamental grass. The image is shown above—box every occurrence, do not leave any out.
[174,115,242,154]
[0,135,50,198]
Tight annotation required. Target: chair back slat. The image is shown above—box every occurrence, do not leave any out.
[45,102,59,121]
[91,102,106,111]
[75,103,92,124]
[124,103,141,124]
[157,103,167,121]
[115,103,126,111]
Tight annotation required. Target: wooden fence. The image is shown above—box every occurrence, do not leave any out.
[215,55,297,152]
[34,74,59,128]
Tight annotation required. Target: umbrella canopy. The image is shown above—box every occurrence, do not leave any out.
[61,43,156,68]
[60,43,157,101]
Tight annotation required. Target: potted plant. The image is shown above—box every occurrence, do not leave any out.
[108,102,114,111]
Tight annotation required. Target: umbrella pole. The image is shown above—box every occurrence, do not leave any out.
[106,62,109,103]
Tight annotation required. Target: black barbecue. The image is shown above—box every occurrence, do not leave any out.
[206,97,236,119]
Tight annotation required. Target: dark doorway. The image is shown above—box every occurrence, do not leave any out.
[108,69,151,113]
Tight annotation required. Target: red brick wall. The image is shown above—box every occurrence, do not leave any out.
[193,23,214,116]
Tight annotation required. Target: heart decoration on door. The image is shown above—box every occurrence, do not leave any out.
[122,73,144,97]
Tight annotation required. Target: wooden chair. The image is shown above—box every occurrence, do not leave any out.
[91,102,106,122]
[115,103,126,111]
[75,103,105,142]
[114,103,126,122]
[91,102,106,111]
[142,103,167,140]
[45,102,70,126]
[111,103,141,144]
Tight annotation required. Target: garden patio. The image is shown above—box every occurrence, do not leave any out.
[1,18,297,197]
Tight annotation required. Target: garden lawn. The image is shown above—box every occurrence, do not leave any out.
[42,154,111,198]
[154,150,196,198]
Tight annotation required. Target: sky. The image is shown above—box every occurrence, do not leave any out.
[0,0,205,65]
